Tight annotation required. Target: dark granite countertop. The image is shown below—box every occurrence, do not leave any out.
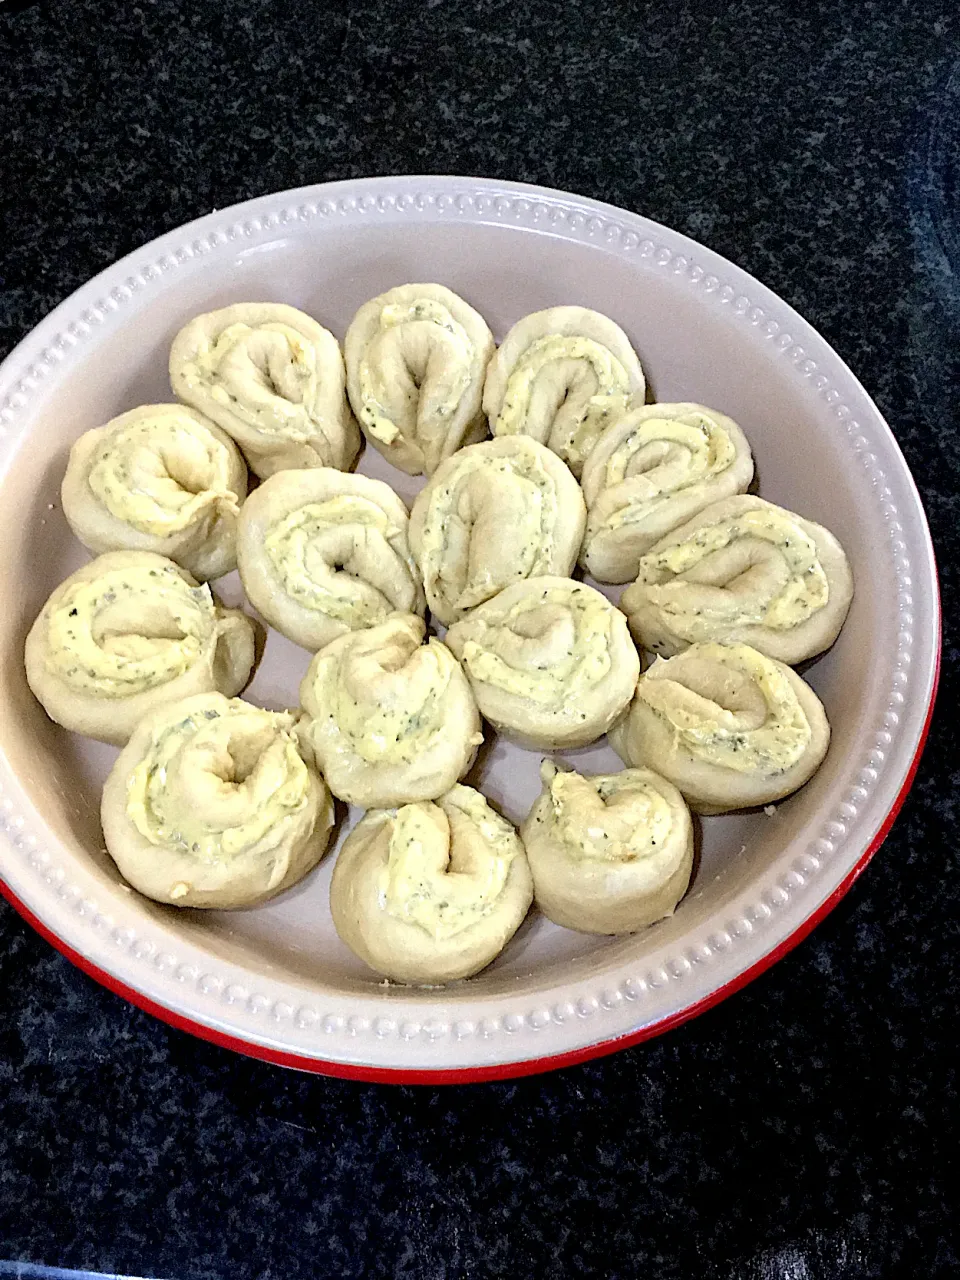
[1,1,957,1276]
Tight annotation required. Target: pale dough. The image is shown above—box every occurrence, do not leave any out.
[237,467,424,651]
[169,302,360,478]
[330,784,533,984]
[101,692,334,908]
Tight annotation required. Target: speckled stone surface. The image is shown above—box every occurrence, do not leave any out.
[1,1,958,1276]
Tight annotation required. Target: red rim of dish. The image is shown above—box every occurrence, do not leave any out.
[0,608,939,1084]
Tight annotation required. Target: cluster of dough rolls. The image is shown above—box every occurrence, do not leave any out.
[26,284,852,984]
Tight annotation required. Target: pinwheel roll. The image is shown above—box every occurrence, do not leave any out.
[609,641,830,813]
[298,612,482,808]
[61,404,248,581]
[579,403,755,583]
[483,306,646,476]
[408,437,586,627]
[237,468,424,652]
[169,303,359,478]
[521,760,694,934]
[101,692,334,908]
[344,284,495,475]
[445,577,640,750]
[25,551,256,746]
[330,784,533,984]
[620,495,854,664]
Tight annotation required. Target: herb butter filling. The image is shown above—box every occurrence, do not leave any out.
[45,565,216,696]
[378,789,518,940]
[357,298,475,445]
[495,334,633,467]
[182,321,320,441]
[87,413,240,537]
[460,585,613,706]
[639,507,830,633]
[547,767,675,863]
[418,450,560,614]
[263,495,415,626]
[318,635,458,766]
[636,643,812,775]
[125,705,311,861]
[601,414,737,529]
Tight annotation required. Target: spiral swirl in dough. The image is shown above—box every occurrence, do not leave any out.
[344,284,495,475]
[620,495,854,664]
[609,641,830,813]
[408,437,587,627]
[579,403,755,583]
[61,404,248,581]
[445,577,640,750]
[521,760,694,934]
[330,784,533,984]
[101,692,334,908]
[483,306,646,476]
[24,551,256,746]
[169,302,359,479]
[298,612,482,807]
[237,468,424,652]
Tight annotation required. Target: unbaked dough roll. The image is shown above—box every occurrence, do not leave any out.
[330,784,533,984]
[169,303,359,478]
[61,404,248,581]
[445,577,640,750]
[609,641,830,814]
[298,612,482,807]
[237,468,424,652]
[25,551,256,746]
[408,437,586,627]
[483,305,645,476]
[620,495,854,664]
[579,403,755,583]
[344,284,495,475]
[101,692,334,908]
[521,760,694,934]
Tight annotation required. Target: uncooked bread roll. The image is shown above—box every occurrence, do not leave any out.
[101,692,334,908]
[237,468,424,652]
[408,437,586,627]
[620,495,854,664]
[169,303,359,478]
[330,784,533,984]
[25,551,256,746]
[483,305,645,476]
[579,403,755,583]
[445,577,640,749]
[298,612,482,807]
[61,404,248,581]
[344,284,495,475]
[521,760,694,934]
[609,641,830,813]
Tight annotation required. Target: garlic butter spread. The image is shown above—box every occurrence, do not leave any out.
[418,450,559,611]
[378,789,518,939]
[182,321,319,440]
[602,414,737,528]
[321,638,459,765]
[45,564,215,696]
[357,298,475,445]
[640,507,830,632]
[460,585,612,705]
[264,495,408,626]
[636,643,812,774]
[125,704,310,860]
[495,335,632,463]
[547,765,673,862]
[88,412,240,537]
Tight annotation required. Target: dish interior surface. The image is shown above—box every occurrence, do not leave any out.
[0,181,937,1074]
